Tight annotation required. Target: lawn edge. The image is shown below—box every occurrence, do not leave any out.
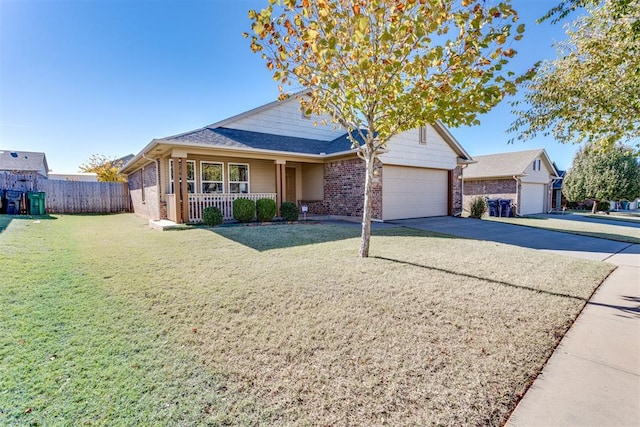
[501,265,618,425]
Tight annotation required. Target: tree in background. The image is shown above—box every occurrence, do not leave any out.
[541,0,639,34]
[79,154,127,182]
[247,0,528,257]
[510,0,639,147]
[563,143,640,214]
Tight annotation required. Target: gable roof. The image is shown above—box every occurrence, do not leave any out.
[121,94,473,173]
[464,149,559,180]
[0,150,48,175]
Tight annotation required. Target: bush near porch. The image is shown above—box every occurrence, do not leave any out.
[0,214,612,426]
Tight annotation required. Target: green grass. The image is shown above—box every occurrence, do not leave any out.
[0,214,614,426]
[487,215,640,244]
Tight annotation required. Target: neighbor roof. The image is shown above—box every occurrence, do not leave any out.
[0,150,48,174]
[464,149,558,180]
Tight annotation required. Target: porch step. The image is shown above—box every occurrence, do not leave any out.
[149,219,183,231]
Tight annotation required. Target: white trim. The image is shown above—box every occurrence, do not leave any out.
[419,126,427,145]
[228,162,250,194]
[169,159,196,194]
[200,161,224,193]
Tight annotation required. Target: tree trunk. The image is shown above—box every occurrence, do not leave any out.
[592,200,598,214]
[359,152,375,258]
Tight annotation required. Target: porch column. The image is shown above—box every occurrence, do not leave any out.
[180,157,189,223]
[275,159,286,215]
[171,157,182,224]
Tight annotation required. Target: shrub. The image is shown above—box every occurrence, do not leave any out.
[280,202,299,221]
[256,198,277,222]
[202,206,223,227]
[468,197,487,219]
[596,200,610,212]
[233,198,256,223]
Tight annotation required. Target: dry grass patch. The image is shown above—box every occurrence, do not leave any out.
[1,214,613,426]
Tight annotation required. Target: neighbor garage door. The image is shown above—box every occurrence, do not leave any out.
[382,166,448,220]
[520,183,546,215]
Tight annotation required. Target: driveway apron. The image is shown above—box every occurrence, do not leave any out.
[390,216,635,263]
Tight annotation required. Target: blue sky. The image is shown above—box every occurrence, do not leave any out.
[1,0,581,173]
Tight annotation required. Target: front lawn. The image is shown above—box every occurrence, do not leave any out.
[487,215,640,244]
[0,214,613,426]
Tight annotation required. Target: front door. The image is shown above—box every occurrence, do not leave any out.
[285,167,296,203]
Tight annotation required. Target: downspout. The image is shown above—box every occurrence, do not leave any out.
[513,176,521,216]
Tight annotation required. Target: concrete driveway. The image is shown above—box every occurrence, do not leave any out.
[389,216,639,266]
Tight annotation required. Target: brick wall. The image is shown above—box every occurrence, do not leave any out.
[451,166,463,215]
[301,158,382,219]
[128,161,159,220]
[463,178,517,213]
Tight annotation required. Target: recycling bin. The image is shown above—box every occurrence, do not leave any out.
[498,199,513,217]
[27,192,46,215]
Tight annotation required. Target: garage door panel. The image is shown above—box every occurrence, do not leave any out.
[383,166,448,220]
[520,183,546,215]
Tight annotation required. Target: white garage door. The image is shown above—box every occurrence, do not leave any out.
[520,183,546,215]
[382,166,448,220]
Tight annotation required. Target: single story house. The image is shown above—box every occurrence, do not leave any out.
[462,149,560,216]
[121,94,474,223]
[0,150,49,178]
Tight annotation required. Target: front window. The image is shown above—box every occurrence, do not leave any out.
[201,162,224,193]
[169,159,196,194]
[228,163,249,193]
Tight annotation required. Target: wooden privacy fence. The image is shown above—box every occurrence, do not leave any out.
[0,174,130,214]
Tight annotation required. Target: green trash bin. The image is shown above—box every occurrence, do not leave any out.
[27,192,46,215]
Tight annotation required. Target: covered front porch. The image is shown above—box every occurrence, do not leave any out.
[166,192,277,223]
[164,152,325,224]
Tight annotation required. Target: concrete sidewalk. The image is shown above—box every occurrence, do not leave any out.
[506,262,640,427]
[391,217,639,426]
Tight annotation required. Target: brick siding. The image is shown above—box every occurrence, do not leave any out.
[128,161,159,220]
[463,178,517,213]
[301,158,382,219]
[451,166,463,215]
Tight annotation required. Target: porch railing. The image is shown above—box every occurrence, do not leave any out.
[188,193,277,223]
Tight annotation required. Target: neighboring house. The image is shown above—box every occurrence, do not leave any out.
[0,150,49,178]
[551,165,566,211]
[48,172,99,182]
[462,149,560,216]
[121,94,474,223]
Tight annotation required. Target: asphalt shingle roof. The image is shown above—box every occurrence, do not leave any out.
[166,127,358,155]
[464,149,544,179]
[0,150,47,173]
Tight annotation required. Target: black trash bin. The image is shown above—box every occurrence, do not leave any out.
[5,190,23,215]
[486,198,499,217]
[498,199,513,217]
